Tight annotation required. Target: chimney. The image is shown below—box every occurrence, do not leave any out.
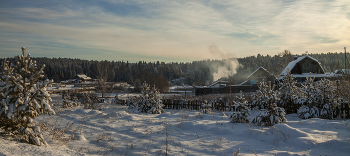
[293,55,298,60]
[21,47,26,56]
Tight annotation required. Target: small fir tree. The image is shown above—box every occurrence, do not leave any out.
[230,91,250,123]
[316,77,338,119]
[0,48,55,146]
[297,74,319,119]
[297,76,339,119]
[251,81,286,126]
[137,82,164,114]
[278,71,299,110]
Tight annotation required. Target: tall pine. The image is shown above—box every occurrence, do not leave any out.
[0,47,55,146]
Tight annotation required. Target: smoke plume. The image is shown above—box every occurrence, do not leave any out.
[209,45,241,81]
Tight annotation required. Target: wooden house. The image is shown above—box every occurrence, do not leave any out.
[208,79,229,87]
[279,55,327,82]
[240,67,276,85]
[74,74,92,82]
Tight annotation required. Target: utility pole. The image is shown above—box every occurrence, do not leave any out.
[345,47,347,75]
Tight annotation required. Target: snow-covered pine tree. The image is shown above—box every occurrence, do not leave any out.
[251,81,286,126]
[0,48,55,146]
[137,82,164,114]
[316,77,338,119]
[148,85,164,114]
[297,76,339,119]
[251,80,278,110]
[137,82,150,113]
[297,74,320,119]
[278,71,299,111]
[230,91,250,123]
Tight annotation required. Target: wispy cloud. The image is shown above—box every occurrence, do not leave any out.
[0,0,349,62]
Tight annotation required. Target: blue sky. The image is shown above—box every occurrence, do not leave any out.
[0,0,349,62]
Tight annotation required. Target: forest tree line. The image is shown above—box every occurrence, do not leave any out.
[1,50,347,91]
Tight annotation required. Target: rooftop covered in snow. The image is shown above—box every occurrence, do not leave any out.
[280,55,325,76]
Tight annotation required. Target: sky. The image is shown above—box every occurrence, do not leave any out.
[0,0,349,62]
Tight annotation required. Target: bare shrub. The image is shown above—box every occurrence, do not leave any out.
[36,120,77,146]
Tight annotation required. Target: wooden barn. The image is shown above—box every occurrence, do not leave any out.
[279,55,327,82]
[240,66,276,85]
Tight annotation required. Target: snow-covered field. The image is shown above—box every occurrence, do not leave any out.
[1,94,350,156]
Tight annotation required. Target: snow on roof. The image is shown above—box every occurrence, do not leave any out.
[247,66,270,79]
[208,80,228,87]
[334,69,350,74]
[76,74,91,80]
[280,55,325,76]
[239,80,248,86]
[238,67,272,86]
[277,73,330,80]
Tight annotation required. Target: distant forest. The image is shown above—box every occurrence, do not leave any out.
[1,51,348,88]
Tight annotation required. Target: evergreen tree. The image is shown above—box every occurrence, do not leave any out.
[278,71,299,110]
[230,91,250,123]
[297,76,339,119]
[251,81,286,126]
[297,74,319,119]
[0,48,55,146]
[317,78,339,119]
[137,83,164,114]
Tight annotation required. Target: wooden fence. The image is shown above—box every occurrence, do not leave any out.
[73,95,350,119]
[162,99,237,112]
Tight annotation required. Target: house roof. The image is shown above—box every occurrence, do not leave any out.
[280,55,325,76]
[277,73,330,80]
[238,66,273,86]
[247,66,271,79]
[76,74,91,80]
[334,69,350,74]
[208,80,229,87]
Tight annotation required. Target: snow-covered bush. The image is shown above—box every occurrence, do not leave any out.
[251,81,286,126]
[252,105,286,127]
[0,50,55,146]
[137,83,164,114]
[297,105,319,119]
[62,94,80,108]
[230,91,250,123]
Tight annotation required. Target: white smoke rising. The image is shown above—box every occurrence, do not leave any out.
[209,45,241,81]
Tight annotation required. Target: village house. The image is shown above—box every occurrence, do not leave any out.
[278,55,327,82]
[208,79,229,87]
[240,66,276,85]
[74,74,92,82]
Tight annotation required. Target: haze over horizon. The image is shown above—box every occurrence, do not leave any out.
[0,0,349,62]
